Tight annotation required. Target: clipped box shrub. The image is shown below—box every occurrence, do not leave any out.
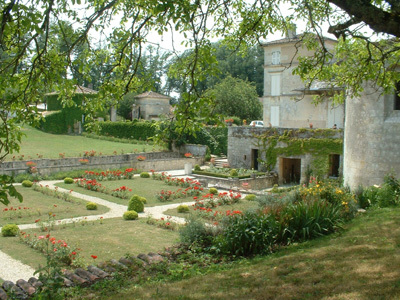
[194,164,201,171]
[2,224,19,237]
[64,177,74,184]
[128,195,144,213]
[86,202,98,210]
[245,194,257,201]
[140,172,150,178]
[22,180,33,188]
[177,204,190,213]
[123,211,139,220]
[139,196,147,204]
[230,169,239,177]
[209,188,218,195]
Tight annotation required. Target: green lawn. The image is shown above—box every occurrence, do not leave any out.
[81,207,400,300]
[4,126,164,160]
[0,218,179,270]
[0,186,109,227]
[57,178,197,206]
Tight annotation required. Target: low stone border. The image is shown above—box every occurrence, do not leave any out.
[0,252,165,299]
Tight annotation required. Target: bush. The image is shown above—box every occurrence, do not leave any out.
[123,211,139,220]
[244,194,257,201]
[86,202,98,210]
[229,169,238,177]
[209,188,218,195]
[177,205,190,213]
[194,164,201,171]
[97,121,155,141]
[140,172,150,178]
[2,224,19,237]
[139,196,147,204]
[214,212,278,256]
[21,180,33,188]
[64,177,74,184]
[179,216,213,246]
[128,195,144,213]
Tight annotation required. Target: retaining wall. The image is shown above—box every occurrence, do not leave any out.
[192,174,278,190]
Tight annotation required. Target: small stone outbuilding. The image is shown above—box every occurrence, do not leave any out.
[132,91,171,121]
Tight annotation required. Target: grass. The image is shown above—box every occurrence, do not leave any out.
[0,186,109,227]
[0,218,179,270]
[57,178,197,206]
[4,126,164,160]
[80,207,400,300]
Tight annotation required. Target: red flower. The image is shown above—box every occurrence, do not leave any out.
[166,222,170,226]
[91,255,98,259]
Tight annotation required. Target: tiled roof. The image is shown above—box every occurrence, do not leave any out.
[135,91,171,99]
[46,85,98,95]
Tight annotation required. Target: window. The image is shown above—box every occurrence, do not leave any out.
[395,82,400,110]
[271,51,281,65]
[271,74,281,96]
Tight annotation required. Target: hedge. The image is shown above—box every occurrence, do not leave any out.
[186,126,228,155]
[192,170,264,179]
[97,121,156,141]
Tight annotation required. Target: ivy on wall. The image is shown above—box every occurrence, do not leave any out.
[255,128,343,178]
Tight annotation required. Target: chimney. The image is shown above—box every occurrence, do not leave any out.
[286,24,297,39]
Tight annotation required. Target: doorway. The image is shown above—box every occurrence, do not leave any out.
[280,158,301,184]
[329,154,340,177]
[251,149,259,170]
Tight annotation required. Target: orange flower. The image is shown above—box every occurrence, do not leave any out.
[91,255,97,259]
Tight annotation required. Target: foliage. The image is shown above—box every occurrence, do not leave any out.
[357,174,400,208]
[86,202,98,210]
[194,164,201,171]
[205,76,262,121]
[95,121,156,141]
[140,172,150,178]
[63,177,74,184]
[244,194,257,201]
[123,211,139,220]
[0,175,23,206]
[22,180,34,188]
[194,166,262,179]
[177,205,190,213]
[139,196,147,204]
[83,168,136,181]
[1,224,19,237]
[179,216,214,246]
[128,195,145,213]
[209,188,218,195]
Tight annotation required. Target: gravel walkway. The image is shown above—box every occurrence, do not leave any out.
[0,177,193,282]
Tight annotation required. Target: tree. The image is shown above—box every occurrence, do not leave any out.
[1,0,399,201]
[206,76,262,121]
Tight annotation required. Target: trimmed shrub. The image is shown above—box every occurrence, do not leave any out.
[177,204,190,213]
[123,211,139,220]
[245,194,257,201]
[86,202,98,210]
[128,195,144,213]
[209,188,218,195]
[194,164,201,171]
[139,196,147,204]
[140,172,150,178]
[22,180,33,188]
[64,177,74,184]
[230,169,238,177]
[97,121,155,141]
[2,224,19,237]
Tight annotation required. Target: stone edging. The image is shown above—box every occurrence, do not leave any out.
[0,252,165,299]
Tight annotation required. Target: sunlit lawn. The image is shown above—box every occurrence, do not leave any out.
[0,218,179,270]
[57,178,198,206]
[99,207,400,300]
[3,126,164,160]
[0,186,109,227]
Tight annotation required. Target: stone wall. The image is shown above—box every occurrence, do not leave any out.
[192,173,278,190]
[228,126,343,184]
[0,151,204,176]
[344,84,400,189]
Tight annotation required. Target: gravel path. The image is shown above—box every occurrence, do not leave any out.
[0,177,193,282]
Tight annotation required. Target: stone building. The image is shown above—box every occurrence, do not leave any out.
[132,91,171,121]
[228,31,344,185]
[262,31,344,129]
[343,83,400,189]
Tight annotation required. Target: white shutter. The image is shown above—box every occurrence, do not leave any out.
[271,106,280,127]
[271,51,280,65]
[271,74,281,96]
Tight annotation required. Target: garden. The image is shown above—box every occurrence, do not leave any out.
[1,166,400,299]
